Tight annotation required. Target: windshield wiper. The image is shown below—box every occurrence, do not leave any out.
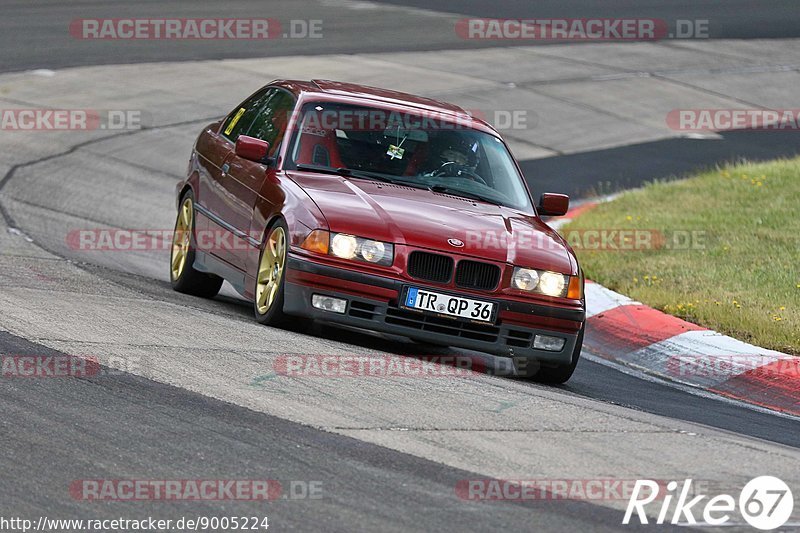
[428,185,504,206]
[295,164,428,189]
[295,163,352,176]
[335,167,396,183]
[347,170,432,190]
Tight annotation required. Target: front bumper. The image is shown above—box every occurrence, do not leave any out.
[284,254,584,365]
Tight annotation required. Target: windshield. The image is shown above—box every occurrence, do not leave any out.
[285,101,533,211]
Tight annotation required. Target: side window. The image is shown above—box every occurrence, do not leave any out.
[245,91,296,155]
[220,88,273,142]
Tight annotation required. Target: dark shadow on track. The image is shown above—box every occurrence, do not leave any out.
[561,356,800,449]
[520,129,800,199]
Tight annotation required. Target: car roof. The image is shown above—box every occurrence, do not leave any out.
[271,79,497,133]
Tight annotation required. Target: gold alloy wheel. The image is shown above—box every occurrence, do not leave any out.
[170,198,193,281]
[255,226,287,315]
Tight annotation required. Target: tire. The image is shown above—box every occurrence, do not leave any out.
[253,219,290,326]
[170,192,224,298]
[515,324,585,384]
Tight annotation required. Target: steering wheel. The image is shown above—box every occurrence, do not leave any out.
[431,161,488,186]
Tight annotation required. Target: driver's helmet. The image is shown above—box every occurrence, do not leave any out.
[433,134,480,171]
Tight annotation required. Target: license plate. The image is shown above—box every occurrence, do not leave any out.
[404,287,495,323]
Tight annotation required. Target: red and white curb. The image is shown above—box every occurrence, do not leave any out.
[551,200,800,418]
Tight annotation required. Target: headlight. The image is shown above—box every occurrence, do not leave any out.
[330,233,393,266]
[539,271,566,296]
[360,240,386,263]
[331,233,358,259]
[512,268,539,291]
[512,267,571,297]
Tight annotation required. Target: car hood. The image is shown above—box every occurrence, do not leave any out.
[287,171,575,274]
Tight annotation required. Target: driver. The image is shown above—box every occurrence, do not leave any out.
[424,134,480,175]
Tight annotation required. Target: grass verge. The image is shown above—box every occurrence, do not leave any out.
[563,157,800,354]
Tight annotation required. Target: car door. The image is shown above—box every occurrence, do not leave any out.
[220,88,296,270]
[193,123,232,240]
[203,87,273,268]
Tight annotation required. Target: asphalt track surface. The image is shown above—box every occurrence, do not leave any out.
[3,0,800,73]
[1,330,647,532]
[4,1,800,196]
[376,0,800,39]
[2,1,800,531]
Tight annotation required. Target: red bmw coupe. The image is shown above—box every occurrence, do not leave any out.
[171,79,585,383]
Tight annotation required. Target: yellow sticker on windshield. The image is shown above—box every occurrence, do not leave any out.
[386,144,405,160]
[224,107,246,136]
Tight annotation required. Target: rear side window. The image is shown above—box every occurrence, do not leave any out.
[220,88,272,142]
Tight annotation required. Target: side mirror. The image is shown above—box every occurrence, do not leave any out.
[537,193,569,217]
[235,135,271,164]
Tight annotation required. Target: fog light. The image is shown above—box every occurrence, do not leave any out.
[312,294,347,314]
[533,334,566,352]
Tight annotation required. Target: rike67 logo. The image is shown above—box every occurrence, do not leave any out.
[624,476,794,530]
